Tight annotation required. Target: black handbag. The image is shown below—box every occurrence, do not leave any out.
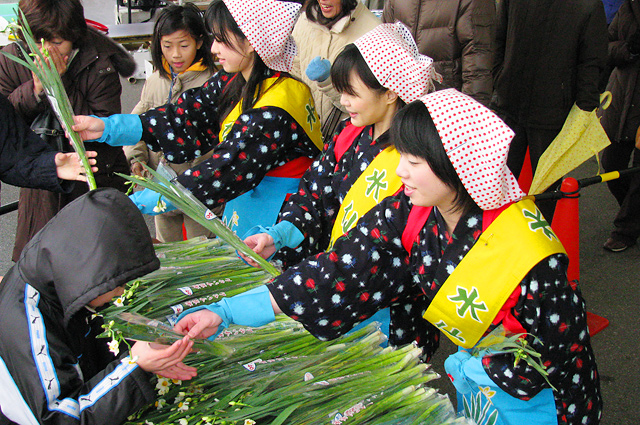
[30,108,68,152]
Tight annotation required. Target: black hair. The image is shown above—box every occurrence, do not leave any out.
[151,3,216,80]
[391,100,477,214]
[331,44,406,104]
[204,0,285,119]
[18,0,87,47]
[305,0,358,27]
[331,44,383,95]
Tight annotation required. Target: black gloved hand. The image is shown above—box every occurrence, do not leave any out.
[628,32,640,55]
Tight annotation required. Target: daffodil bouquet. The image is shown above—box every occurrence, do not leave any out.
[125,320,466,425]
[101,237,272,323]
[97,237,468,424]
[2,9,96,189]
[472,324,556,391]
[98,237,272,355]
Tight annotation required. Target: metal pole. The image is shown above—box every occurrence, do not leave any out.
[0,201,18,216]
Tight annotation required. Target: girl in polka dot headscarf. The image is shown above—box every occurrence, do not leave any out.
[242,23,440,348]
[73,0,323,237]
[175,89,601,425]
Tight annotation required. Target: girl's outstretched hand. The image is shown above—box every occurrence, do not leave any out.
[72,115,105,141]
[174,310,224,340]
[241,233,276,267]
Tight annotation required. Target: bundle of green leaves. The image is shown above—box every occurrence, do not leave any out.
[118,166,279,276]
[98,237,467,424]
[126,321,465,425]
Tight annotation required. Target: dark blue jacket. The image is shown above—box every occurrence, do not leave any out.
[0,93,71,203]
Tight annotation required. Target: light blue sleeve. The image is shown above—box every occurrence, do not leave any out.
[92,114,143,146]
[176,285,275,340]
[243,221,304,253]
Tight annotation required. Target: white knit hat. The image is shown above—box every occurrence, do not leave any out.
[354,22,441,103]
[224,0,301,72]
[419,89,525,210]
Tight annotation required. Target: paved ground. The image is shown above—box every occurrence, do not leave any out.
[0,0,638,423]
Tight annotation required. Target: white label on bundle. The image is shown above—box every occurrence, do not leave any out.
[178,287,193,296]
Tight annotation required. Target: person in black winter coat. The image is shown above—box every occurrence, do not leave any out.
[0,93,96,204]
[491,0,608,219]
[0,0,136,262]
[0,188,196,425]
[599,0,640,252]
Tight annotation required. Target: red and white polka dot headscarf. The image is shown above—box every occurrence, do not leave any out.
[419,89,525,210]
[353,22,441,103]
[224,0,300,72]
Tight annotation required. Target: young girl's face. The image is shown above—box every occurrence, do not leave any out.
[396,153,457,209]
[339,72,395,128]
[160,29,203,74]
[210,31,254,79]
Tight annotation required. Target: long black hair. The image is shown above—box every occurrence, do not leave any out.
[151,3,216,80]
[205,0,285,120]
[391,100,477,214]
[305,0,358,27]
[331,44,387,97]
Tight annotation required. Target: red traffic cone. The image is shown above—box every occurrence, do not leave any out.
[551,177,609,336]
[551,177,580,283]
[518,148,533,194]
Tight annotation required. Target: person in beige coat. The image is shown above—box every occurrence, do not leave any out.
[124,3,218,242]
[291,0,380,139]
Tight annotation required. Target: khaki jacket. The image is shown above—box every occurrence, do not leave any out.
[383,0,495,106]
[291,2,380,133]
[124,66,215,174]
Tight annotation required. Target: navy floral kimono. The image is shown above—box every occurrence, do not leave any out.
[267,193,602,425]
[276,121,386,267]
[138,69,320,212]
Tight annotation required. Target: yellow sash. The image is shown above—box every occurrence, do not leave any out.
[424,199,566,348]
[329,146,402,247]
[219,76,323,150]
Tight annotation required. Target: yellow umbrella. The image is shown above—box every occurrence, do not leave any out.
[528,92,612,195]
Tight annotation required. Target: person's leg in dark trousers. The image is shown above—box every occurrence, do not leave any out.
[608,146,640,250]
[504,118,528,178]
[601,138,635,205]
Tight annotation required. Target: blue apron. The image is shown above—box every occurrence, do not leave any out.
[444,348,557,425]
[223,175,300,238]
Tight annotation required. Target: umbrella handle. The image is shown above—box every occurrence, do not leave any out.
[600,91,612,110]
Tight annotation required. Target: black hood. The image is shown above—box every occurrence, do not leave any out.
[15,188,160,326]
